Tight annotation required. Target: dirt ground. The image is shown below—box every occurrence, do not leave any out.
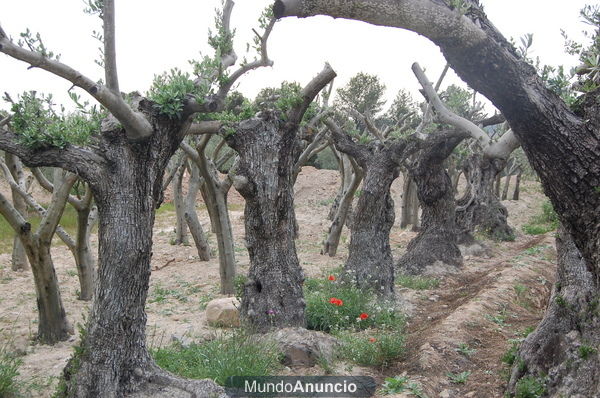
[0,167,553,397]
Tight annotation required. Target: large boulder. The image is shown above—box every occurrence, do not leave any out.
[265,327,339,367]
[205,297,240,328]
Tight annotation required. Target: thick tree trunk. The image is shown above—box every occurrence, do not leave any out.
[397,131,465,275]
[512,170,522,201]
[6,154,30,271]
[322,156,362,257]
[507,225,600,397]
[184,162,210,261]
[343,161,398,296]
[455,153,514,242]
[227,115,305,331]
[74,205,97,301]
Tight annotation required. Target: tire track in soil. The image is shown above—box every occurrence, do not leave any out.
[387,235,555,398]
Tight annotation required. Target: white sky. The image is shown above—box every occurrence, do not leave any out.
[0,1,592,113]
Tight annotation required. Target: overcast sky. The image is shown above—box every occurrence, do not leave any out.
[0,1,592,113]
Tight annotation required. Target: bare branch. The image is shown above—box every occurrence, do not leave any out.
[485,129,520,159]
[323,118,366,163]
[294,127,328,175]
[415,63,449,137]
[412,62,491,148]
[187,121,223,136]
[0,115,11,128]
[103,0,120,94]
[0,28,152,140]
[348,109,385,141]
[216,18,277,100]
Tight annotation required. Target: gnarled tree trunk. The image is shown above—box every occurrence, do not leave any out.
[172,162,189,245]
[507,225,600,397]
[512,168,522,201]
[455,153,514,242]
[184,162,211,261]
[397,131,466,275]
[227,115,306,331]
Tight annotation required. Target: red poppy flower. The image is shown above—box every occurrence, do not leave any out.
[329,297,343,306]
[369,337,377,343]
[359,312,369,320]
[328,275,336,281]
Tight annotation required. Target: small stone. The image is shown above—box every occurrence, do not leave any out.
[440,390,451,398]
[205,297,240,327]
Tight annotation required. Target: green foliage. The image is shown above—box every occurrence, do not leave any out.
[152,331,281,386]
[147,68,204,119]
[234,274,247,301]
[447,371,470,384]
[502,339,520,366]
[304,276,405,332]
[18,28,60,60]
[578,344,597,359]
[254,81,316,122]
[335,72,386,116]
[456,343,477,358]
[307,146,339,170]
[396,274,440,290]
[514,376,546,398]
[522,200,558,235]
[336,328,406,368]
[8,91,99,149]
[440,84,482,120]
[379,375,427,397]
[0,348,21,397]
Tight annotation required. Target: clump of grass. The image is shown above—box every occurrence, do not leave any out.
[447,371,470,384]
[0,349,21,397]
[455,343,477,358]
[396,274,439,290]
[522,200,558,235]
[152,331,281,386]
[335,328,406,368]
[379,375,427,397]
[514,375,546,398]
[304,276,405,332]
[578,345,598,360]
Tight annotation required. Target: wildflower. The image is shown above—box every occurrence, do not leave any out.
[359,312,369,320]
[369,337,377,343]
[328,275,336,281]
[329,297,343,306]
[266,309,275,315]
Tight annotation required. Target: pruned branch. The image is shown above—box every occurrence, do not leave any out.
[37,169,77,242]
[0,25,152,140]
[0,128,104,181]
[287,63,337,127]
[412,62,491,147]
[415,63,449,137]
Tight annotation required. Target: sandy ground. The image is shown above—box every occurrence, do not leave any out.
[0,167,552,397]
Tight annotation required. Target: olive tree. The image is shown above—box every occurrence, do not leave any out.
[274,1,600,396]
[0,1,274,395]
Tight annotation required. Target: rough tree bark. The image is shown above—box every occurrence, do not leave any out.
[397,130,468,275]
[5,153,30,271]
[0,0,276,393]
[274,1,600,395]
[325,119,419,297]
[455,153,514,242]
[508,225,600,396]
[0,166,75,344]
[226,65,335,331]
